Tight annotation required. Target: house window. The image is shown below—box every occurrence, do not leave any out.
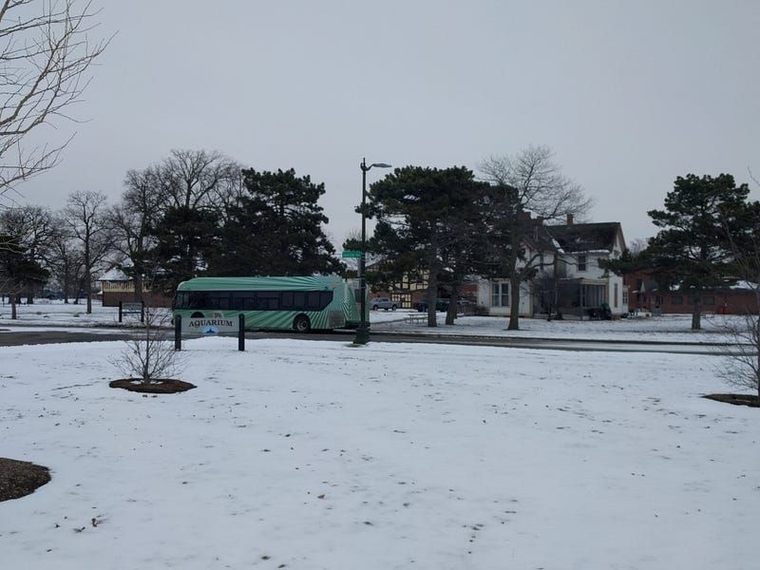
[613,283,619,308]
[622,289,629,306]
[577,254,587,272]
[491,282,509,307]
[671,295,683,305]
[703,295,715,306]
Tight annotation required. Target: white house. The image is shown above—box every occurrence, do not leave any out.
[476,214,627,319]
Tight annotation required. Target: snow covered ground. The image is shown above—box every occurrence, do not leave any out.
[1,301,758,569]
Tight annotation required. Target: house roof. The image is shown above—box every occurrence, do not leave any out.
[545,222,623,254]
[99,267,129,281]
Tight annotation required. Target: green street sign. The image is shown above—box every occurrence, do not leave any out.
[342,250,362,259]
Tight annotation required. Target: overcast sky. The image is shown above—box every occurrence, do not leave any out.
[10,0,760,246]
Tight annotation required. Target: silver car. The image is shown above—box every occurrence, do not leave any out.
[370,297,398,311]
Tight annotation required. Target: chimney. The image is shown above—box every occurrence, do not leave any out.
[566,213,574,226]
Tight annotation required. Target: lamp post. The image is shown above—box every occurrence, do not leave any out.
[354,157,391,345]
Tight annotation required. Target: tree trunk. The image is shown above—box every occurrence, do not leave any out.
[445,285,460,326]
[133,274,144,303]
[755,316,760,399]
[10,295,17,320]
[426,267,439,327]
[755,298,760,399]
[691,299,702,330]
[508,273,521,330]
[84,237,93,314]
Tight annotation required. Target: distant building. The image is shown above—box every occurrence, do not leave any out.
[98,267,173,308]
[623,271,759,315]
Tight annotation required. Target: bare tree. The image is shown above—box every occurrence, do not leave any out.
[45,213,83,302]
[479,145,594,224]
[158,149,242,211]
[108,168,166,303]
[0,205,58,301]
[479,145,594,330]
[112,303,184,384]
[717,313,760,399]
[146,149,241,289]
[0,1,108,198]
[63,190,111,312]
[717,197,760,398]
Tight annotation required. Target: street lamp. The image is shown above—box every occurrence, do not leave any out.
[354,157,392,345]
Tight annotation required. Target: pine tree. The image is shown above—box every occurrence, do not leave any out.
[647,173,750,330]
[212,168,341,276]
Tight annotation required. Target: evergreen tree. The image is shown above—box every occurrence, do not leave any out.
[212,168,341,276]
[647,173,750,330]
[0,233,49,319]
[153,206,220,290]
[368,165,489,326]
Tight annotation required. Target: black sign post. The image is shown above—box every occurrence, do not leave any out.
[238,314,245,351]
[174,314,182,351]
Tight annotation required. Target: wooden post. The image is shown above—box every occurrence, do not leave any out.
[118,301,123,323]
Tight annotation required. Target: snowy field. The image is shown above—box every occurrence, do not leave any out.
[1,301,758,569]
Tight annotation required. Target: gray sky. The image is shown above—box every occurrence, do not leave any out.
[11,0,760,246]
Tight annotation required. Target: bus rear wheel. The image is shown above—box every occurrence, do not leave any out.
[293,315,311,333]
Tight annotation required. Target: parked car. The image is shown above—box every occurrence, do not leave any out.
[415,298,451,312]
[415,298,475,313]
[370,297,398,311]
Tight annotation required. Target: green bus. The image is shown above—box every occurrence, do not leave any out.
[172,276,361,333]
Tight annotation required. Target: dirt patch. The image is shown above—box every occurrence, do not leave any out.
[0,457,51,502]
[109,379,196,394]
[703,393,760,408]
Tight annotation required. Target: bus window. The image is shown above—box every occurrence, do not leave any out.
[188,292,204,309]
[305,291,333,310]
[255,292,280,310]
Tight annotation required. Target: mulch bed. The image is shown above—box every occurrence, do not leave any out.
[109,379,196,393]
[703,393,760,407]
[0,458,51,502]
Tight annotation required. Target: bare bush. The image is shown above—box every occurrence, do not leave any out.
[112,305,185,383]
[715,309,760,397]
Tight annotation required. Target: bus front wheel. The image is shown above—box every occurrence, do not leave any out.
[293,315,311,333]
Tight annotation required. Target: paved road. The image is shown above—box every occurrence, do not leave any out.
[254,330,734,355]
[0,327,737,356]
[0,329,133,346]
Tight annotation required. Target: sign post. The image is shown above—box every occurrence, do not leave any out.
[238,314,245,352]
[174,315,182,351]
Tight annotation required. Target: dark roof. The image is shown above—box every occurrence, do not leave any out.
[546,222,622,253]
